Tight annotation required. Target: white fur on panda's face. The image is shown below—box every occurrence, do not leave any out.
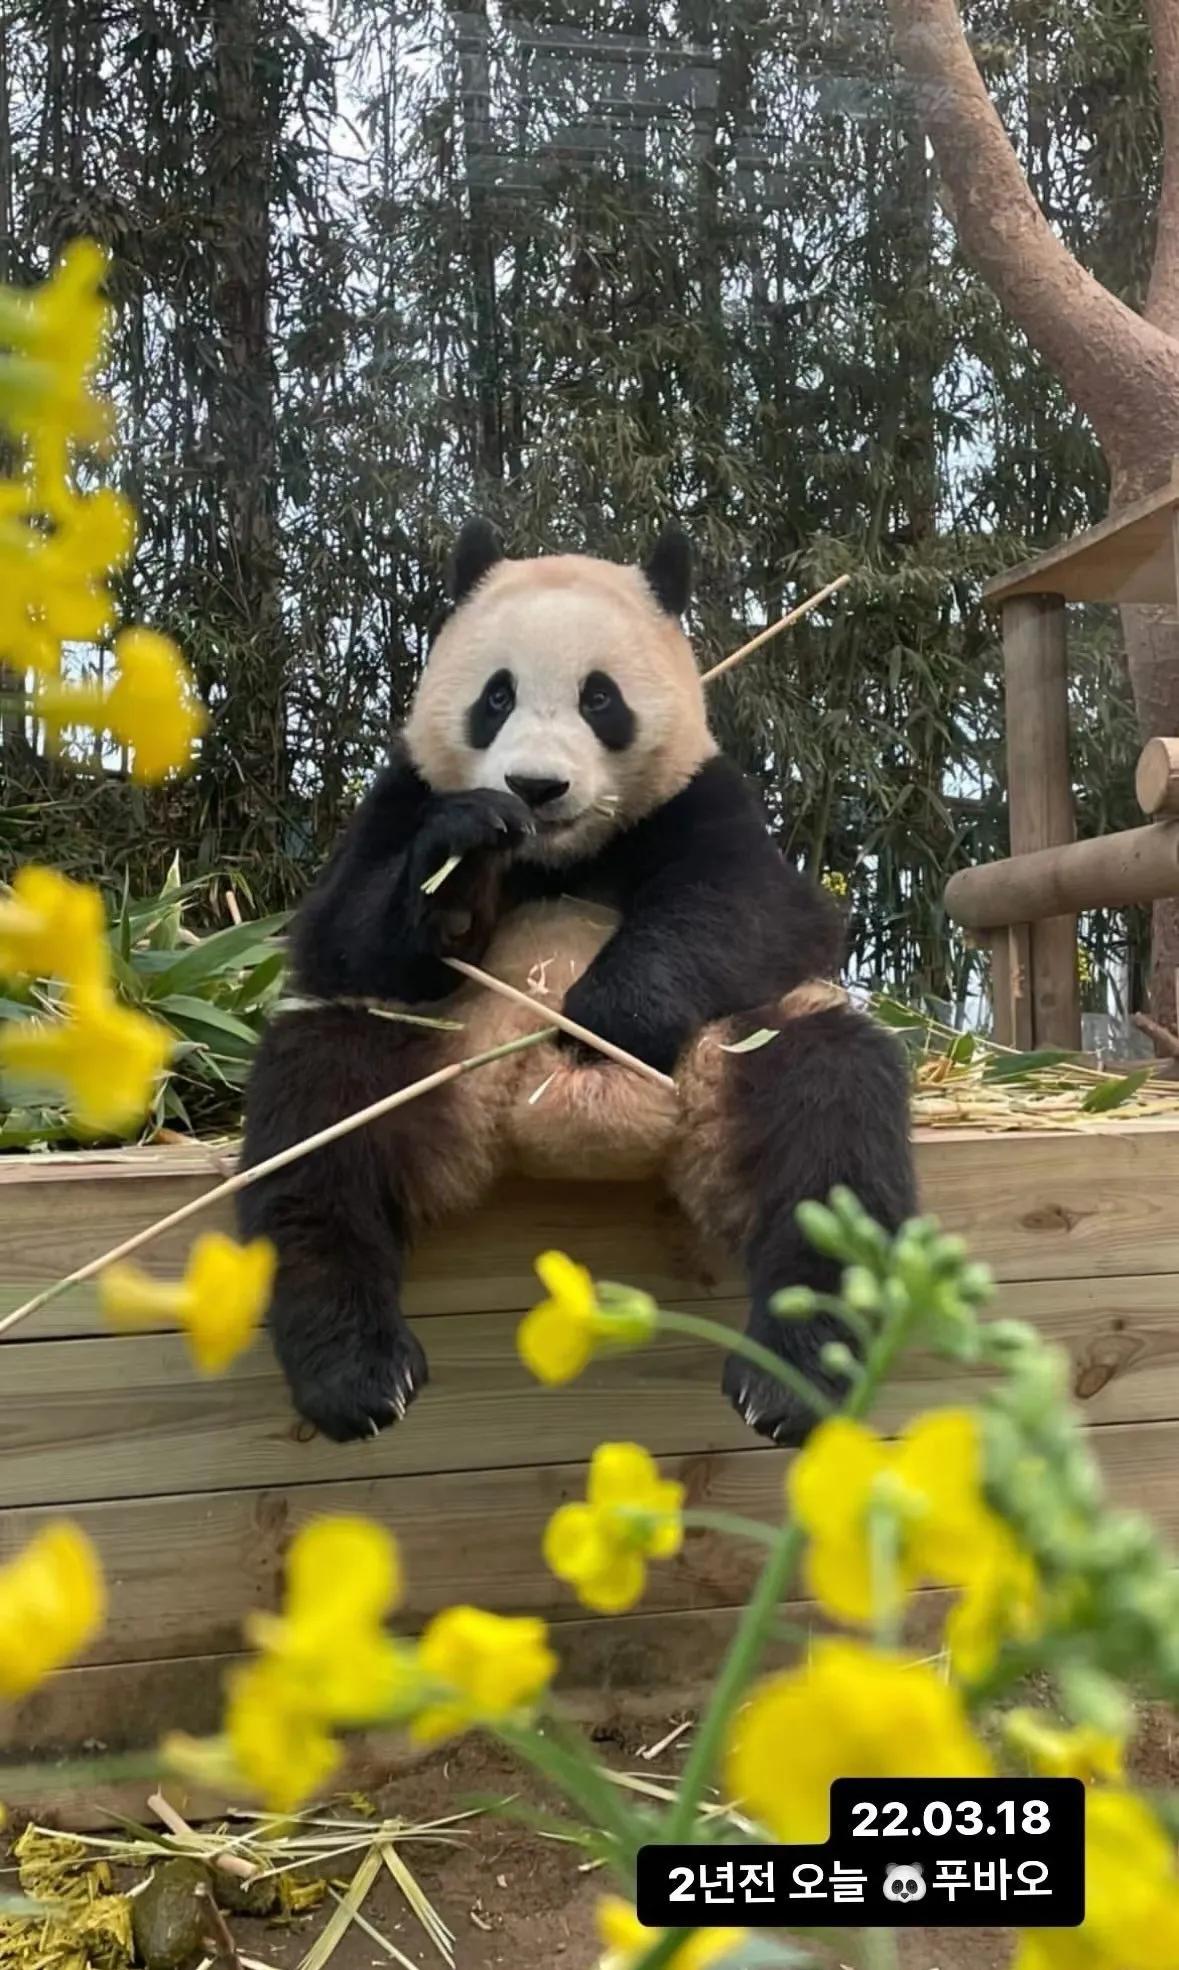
[404,554,716,866]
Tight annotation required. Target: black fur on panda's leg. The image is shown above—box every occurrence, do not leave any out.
[237,1007,469,1443]
[718,1003,915,1447]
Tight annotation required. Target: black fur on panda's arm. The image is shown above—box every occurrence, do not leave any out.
[564,757,844,1073]
[292,743,533,1004]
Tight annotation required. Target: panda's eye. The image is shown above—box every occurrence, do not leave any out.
[580,676,614,714]
[484,675,514,715]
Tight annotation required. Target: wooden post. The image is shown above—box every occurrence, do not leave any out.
[1002,595,1081,1048]
[989,926,1033,1048]
[1137,737,1179,817]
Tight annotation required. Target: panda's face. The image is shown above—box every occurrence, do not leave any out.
[405,544,715,866]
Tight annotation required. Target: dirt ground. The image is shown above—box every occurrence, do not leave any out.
[12,1702,1179,1970]
[213,1697,1172,1970]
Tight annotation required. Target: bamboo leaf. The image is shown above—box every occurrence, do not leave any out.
[983,1049,1077,1082]
[146,916,291,998]
[718,1027,779,1054]
[1081,1068,1152,1113]
[949,1030,975,1065]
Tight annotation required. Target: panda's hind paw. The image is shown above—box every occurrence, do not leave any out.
[288,1326,429,1444]
[721,1354,849,1449]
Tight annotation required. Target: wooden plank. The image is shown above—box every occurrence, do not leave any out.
[1002,595,1081,1048]
[11,1128,1179,1344]
[983,473,1179,607]
[945,822,1179,929]
[4,1273,1179,1509]
[0,1420,1174,1672]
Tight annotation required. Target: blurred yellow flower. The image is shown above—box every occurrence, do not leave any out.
[789,1409,1036,1640]
[245,1516,409,1727]
[821,869,849,897]
[0,865,108,992]
[0,239,111,455]
[946,1524,1042,1682]
[517,1251,656,1385]
[544,1443,683,1613]
[0,981,172,1135]
[595,1899,745,1970]
[726,1640,991,1842]
[1014,1789,1179,1970]
[224,1659,341,1816]
[412,1606,557,1745]
[104,629,207,782]
[100,1231,276,1373]
[1004,1709,1124,1784]
[0,1522,105,1696]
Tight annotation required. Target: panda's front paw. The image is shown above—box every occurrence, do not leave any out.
[559,974,684,1075]
[411,788,534,899]
[288,1327,429,1444]
[722,1307,856,1448]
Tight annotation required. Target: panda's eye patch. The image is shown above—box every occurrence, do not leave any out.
[466,669,516,749]
[579,670,635,751]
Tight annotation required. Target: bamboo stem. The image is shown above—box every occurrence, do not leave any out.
[698,572,852,684]
[0,1025,557,1338]
[444,956,675,1091]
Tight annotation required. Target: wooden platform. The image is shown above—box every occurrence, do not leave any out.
[3,1124,1179,1768]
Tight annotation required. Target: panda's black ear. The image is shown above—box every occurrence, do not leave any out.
[643,523,692,617]
[450,517,504,604]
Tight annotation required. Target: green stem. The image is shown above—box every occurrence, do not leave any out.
[663,1295,921,1848]
[633,1931,692,1970]
[659,1308,833,1420]
[861,1927,900,1970]
[681,1509,782,1551]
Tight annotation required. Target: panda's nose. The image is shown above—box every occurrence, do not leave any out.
[505,774,570,810]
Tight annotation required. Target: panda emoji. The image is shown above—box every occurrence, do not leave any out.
[238,520,914,1443]
[883,1861,927,1905]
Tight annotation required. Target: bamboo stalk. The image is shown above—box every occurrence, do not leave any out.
[698,571,852,684]
[444,956,675,1091]
[0,1025,557,1338]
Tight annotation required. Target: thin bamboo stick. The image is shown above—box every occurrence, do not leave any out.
[699,572,852,684]
[0,1025,557,1338]
[444,957,675,1091]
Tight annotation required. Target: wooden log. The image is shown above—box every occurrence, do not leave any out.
[1002,595,1081,1047]
[1136,736,1179,816]
[946,822,1179,930]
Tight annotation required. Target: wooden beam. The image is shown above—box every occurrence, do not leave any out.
[1136,736,1179,816]
[1002,595,1081,1047]
[984,470,1179,607]
[946,822,1179,929]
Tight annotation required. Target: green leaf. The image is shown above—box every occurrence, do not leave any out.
[1081,1068,1152,1113]
[0,1894,51,1916]
[983,1048,1077,1082]
[231,947,286,1011]
[718,1027,779,1054]
[150,851,185,950]
[949,1030,975,1065]
[145,914,290,998]
[157,995,261,1052]
[872,997,927,1030]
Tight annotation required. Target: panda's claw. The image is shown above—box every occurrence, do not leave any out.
[282,1320,429,1445]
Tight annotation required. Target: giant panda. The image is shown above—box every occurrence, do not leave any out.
[238,520,914,1446]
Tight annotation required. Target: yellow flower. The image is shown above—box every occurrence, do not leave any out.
[411,1606,557,1745]
[945,1524,1042,1682]
[0,981,172,1135]
[104,629,207,782]
[544,1443,683,1613]
[0,240,111,453]
[1013,1789,1179,1970]
[0,866,109,991]
[0,1522,105,1696]
[725,1639,991,1842]
[245,1517,409,1726]
[1004,1709,1124,1785]
[517,1251,657,1385]
[100,1231,275,1373]
[788,1409,1031,1629]
[595,1898,745,1970]
[821,869,849,897]
[224,1659,341,1815]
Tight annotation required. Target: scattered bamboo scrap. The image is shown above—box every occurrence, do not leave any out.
[1,1805,484,1970]
[875,997,1179,1131]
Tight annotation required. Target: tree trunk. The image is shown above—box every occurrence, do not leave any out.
[886,0,1179,1026]
[204,0,286,860]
